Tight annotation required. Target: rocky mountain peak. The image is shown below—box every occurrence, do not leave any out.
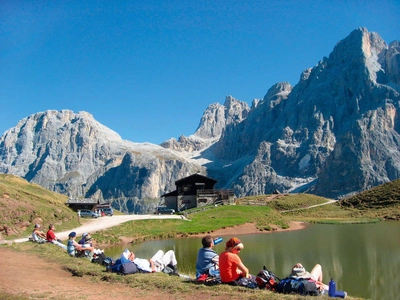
[262,82,292,108]
[223,95,250,124]
[1,28,399,207]
[208,28,400,199]
[161,96,250,152]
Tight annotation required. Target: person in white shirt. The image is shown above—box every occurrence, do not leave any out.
[31,224,46,243]
[122,249,178,274]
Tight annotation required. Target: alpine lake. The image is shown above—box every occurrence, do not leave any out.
[104,222,400,300]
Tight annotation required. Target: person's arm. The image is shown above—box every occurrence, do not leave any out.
[236,261,249,277]
[73,240,82,250]
[211,254,219,265]
[81,246,94,251]
[149,259,156,272]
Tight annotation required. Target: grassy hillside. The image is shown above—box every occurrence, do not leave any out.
[94,204,289,244]
[2,173,400,241]
[339,178,400,219]
[0,174,79,239]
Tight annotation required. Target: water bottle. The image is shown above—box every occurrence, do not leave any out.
[329,278,336,297]
[213,237,223,245]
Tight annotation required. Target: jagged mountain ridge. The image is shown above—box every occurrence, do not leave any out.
[164,27,400,198]
[0,110,205,213]
[1,28,399,210]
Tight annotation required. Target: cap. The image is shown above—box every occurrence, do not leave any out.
[82,232,89,238]
[69,231,77,238]
[34,224,40,228]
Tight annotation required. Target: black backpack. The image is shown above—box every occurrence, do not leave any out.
[91,253,107,265]
[277,277,320,296]
[255,266,280,291]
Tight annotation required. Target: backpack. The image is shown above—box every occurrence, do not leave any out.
[277,277,320,296]
[162,264,174,274]
[256,266,280,291]
[120,261,139,275]
[91,253,107,265]
[196,269,221,286]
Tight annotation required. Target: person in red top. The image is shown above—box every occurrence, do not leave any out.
[46,224,57,242]
[219,237,255,286]
[46,224,67,250]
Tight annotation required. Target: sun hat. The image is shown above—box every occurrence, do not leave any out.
[68,231,77,238]
[291,266,311,279]
[226,237,242,248]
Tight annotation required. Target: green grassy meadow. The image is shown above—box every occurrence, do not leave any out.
[2,174,400,299]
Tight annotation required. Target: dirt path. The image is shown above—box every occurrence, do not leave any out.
[281,199,336,213]
[9,214,183,244]
[0,247,177,300]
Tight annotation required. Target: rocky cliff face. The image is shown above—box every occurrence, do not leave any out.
[0,110,204,212]
[161,95,250,152]
[208,28,400,198]
[0,28,399,206]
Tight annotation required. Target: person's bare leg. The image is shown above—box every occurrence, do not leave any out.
[310,264,329,290]
[310,264,323,281]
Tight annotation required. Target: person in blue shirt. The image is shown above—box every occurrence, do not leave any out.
[195,235,219,279]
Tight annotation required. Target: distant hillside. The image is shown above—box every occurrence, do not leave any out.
[340,178,400,219]
[0,174,78,239]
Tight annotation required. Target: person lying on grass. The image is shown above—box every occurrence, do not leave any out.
[121,249,179,275]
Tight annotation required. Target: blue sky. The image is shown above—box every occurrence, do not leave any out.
[1,1,399,144]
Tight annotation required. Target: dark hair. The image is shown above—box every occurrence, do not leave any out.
[49,224,54,230]
[202,235,213,248]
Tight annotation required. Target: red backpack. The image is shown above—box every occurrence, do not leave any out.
[256,266,281,291]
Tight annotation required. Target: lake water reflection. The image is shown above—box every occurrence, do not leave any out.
[105,222,400,300]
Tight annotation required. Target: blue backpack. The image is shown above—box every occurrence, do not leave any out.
[277,277,320,296]
[109,259,139,275]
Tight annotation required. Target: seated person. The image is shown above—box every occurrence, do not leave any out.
[195,235,219,279]
[219,237,256,286]
[290,263,329,292]
[122,249,178,274]
[46,224,67,250]
[82,234,104,255]
[78,232,90,245]
[31,224,46,243]
[67,231,95,257]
